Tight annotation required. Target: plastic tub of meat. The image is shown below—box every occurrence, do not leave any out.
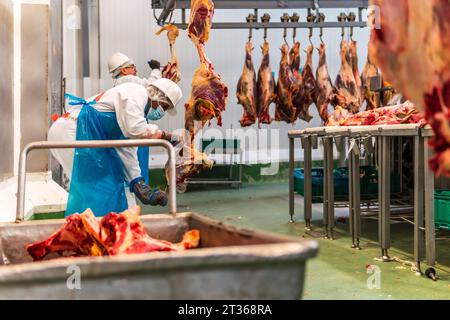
[0,212,318,300]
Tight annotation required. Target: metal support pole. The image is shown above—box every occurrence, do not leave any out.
[414,135,425,271]
[303,137,313,231]
[423,136,436,267]
[16,140,177,222]
[323,137,335,239]
[378,136,391,261]
[289,137,296,223]
[349,142,355,247]
[352,141,361,249]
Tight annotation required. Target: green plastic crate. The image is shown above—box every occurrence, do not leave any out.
[294,166,401,203]
[294,168,350,202]
[435,190,450,230]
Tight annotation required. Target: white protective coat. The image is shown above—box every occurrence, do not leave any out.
[48,83,161,185]
[114,69,162,87]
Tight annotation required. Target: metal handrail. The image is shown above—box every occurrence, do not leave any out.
[16,139,177,222]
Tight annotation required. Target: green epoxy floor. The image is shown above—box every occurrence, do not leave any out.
[144,182,450,300]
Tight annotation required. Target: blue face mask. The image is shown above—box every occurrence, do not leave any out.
[146,105,166,121]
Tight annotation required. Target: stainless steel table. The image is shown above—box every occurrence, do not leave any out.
[288,124,436,272]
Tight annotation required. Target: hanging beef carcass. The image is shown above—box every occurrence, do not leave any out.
[275,44,299,123]
[297,44,317,122]
[156,24,181,83]
[315,43,335,123]
[349,40,363,109]
[361,53,381,110]
[369,0,450,176]
[184,48,229,137]
[185,0,228,138]
[257,41,277,126]
[237,41,258,127]
[26,207,200,261]
[333,40,360,113]
[289,42,307,121]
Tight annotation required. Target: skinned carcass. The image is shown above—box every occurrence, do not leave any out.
[257,41,277,126]
[361,53,381,110]
[289,42,307,121]
[26,207,200,261]
[156,24,181,83]
[237,41,258,127]
[350,40,363,109]
[369,0,450,176]
[333,41,360,113]
[184,50,229,137]
[315,43,335,123]
[275,44,299,124]
[185,0,228,138]
[297,44,317,122]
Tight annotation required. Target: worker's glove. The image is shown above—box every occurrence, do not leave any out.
[148,59,161,70]
[131,178,168,207]
[169,134,183,147]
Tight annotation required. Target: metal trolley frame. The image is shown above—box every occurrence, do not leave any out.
[288,124,436,273]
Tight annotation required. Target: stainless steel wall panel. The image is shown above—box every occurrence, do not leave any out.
[20,4,49,173]
[0,0,14,181]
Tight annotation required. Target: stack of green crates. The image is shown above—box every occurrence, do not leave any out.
[294,166,401,203]
[435,190,450,230]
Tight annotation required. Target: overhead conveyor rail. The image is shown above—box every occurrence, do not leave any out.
[151,0,370,29]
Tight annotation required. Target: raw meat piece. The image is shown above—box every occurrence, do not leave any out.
[361,53,381,110]
[275,44,299,124]
[257,41,277,126]
[95,207,199,255]
[369,0,450,176]
[327,101,426,127]
[237,41,258,127]
[156,24,181,83]
[297,44,317,122]
[327,106,352,126]
[333,41,360,113]
[26,207,200,261]
[26,211,105,261]
[187,0,214,46]
[315,43,335,123]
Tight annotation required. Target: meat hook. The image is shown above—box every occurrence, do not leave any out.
[290,13,300,44]
[338,12,347,44]
[261,13,271,42]
[317,13,325,44]
[306,12,317,48]
[280,13,291,47]
[347,12,357,41]
[246,13,257,42]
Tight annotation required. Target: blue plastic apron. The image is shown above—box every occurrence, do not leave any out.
[65,94,150,217]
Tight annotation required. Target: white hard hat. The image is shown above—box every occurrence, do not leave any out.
[108,52,134,78]
[149,78,183,115]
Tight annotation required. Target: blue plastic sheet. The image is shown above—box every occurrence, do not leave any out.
[65,94,150,217]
